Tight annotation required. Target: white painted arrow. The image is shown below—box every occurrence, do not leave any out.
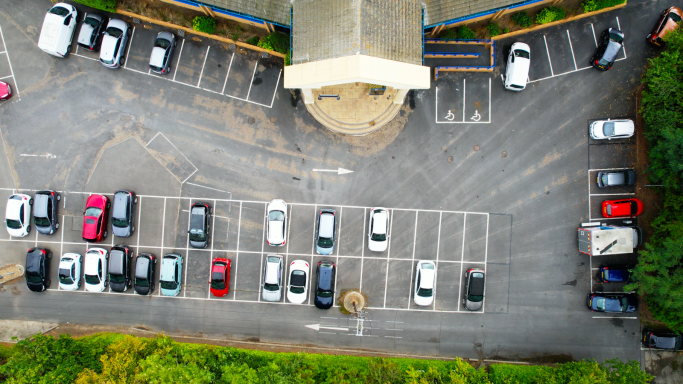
[312,168,353,175]
[305,324,349,332]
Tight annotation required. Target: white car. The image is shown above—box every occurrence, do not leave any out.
[287,260,309,304]
[5,194,32,237]
[266,199,287,246]
[413,260,436,306]
[367,207,389,252]
[590,119,635,140]
[84,248,108,292]
[262,254,283,302]
[99,19,130,69]
[504,42,530,91]
[58,253,82,291]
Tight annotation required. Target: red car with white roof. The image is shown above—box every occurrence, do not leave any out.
[82,194,110,242]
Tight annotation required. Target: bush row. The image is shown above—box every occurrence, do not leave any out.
[70,0,117,13]
[581,0,627,13]
[0,333,653,384]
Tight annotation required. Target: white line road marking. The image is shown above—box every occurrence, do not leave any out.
[382,208,394,308]
[481,213,490,313]
[311,168,353,175]
[407,211,419,307]
[592,316,638,319]
[185,182,230,194]
[589,193,636,196]
[0,75,12,80]
[615,17,627,59]
[462,79,466,122]
[221,53,234,95]
[207,199,217,299]
[305,324,348,331]
[197,46,210,88]
[173,39,185,82]
[232,201,242,300]
[246,60,259,100]
[183,198,191,297]
[591,23,597,47]
[124,27,135,69]
[146,132,161,146]
[567,30,577,71]
[433,212,442,310]
[270,69,282,108]
[257,205,267,301]
[457,213,467,312]
[543,35,554,76]
[0,26,19,94]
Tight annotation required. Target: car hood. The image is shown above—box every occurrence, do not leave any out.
[135,285,150,295]
[100,34,118,60]
[315,295,333,309]
[466,298,483,310]
[150,47,166,67]
[287,291,306,304]
[82,216,99,239]
[110,281,126,292]
[414,294,434,306]
[269,221,284,244]
[262,289,281,302]
[77,23,94,45]
[368,239,387,252]
[112,225,130,238]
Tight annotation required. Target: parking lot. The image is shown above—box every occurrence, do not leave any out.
[72,20,282,108]
[0,187,513,313]
[0,25,19,105]
[435,76,491,124]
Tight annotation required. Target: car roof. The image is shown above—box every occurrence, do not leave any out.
[34,193,50,218]
[26,249,44,273]
[190,207,205,228]
[372,211,387,234]
[107,18,127,30]
[161,257,176,280]
[265,259,280,284]
[269,221,284,243]
[77,22,94,45]
[318,263,334,289]
[319,212,335,237]
[100,34,118,60]
[150,47,166,67]
[113,193,128,219]
[469,271,485,294]
[653,334,679,349]
[135,256,150,278]
[5,198,23,219]
[603,38,622,62]
[419,262,435,288]
[84,251,103,274]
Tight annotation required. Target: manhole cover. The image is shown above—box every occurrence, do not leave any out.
[270,117,277,123]
[177,29,185,38]
[474,145,480,152]
[447,156,453,163]
[261,52,270,59]
[247,117,256,124]
[133,17,140,24]
[343,291,365,313]
[229,43,236,50]
[501,151,507,158]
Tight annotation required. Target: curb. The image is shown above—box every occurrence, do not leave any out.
[115,9,286,59]
[491,3,627,41]
[306,102,402,136]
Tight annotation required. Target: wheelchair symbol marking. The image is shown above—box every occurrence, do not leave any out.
[445,110,455,121]
[470,110,481,122]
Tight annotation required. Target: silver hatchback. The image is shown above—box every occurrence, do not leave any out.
[99,19,130,69]
[262,255,283,302]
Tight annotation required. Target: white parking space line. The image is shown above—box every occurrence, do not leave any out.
[382,209,395,308]
[197,46,210,88]
[593,316,638,319]
[269,70,282,108]
[435,79,491,124]
[207,199,217,300]
[406,211,419,307]
[543,35,554,76]
[221,53,234,95]
[433,212,442,310]
[567,30,578,71]
[124,27,135,69]
[183,198,191,297]
[359,208,366,292]
[0,75,12,80]
[257,205,266,302]
[233,202,242,300]
[457,213,467,312]
[245,60,259,101]
[173,39,185,82]
[481,213,490,313]
[0,25,19,95]
[591,23,597,47]
[615,17,627,59]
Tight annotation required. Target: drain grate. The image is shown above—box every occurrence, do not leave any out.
[261,52,270,59]
[177,29,185,38]
[229,44,236,50]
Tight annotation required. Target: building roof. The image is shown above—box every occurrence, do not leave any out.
[292,0,423,66]
[199,0,291,25]
[424,0,522,27]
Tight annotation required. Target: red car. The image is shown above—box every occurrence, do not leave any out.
[647,7,682,46]
[0,81,12,100]
[602,198,643,218]
[82,194,110,242]
[209,258,230,297]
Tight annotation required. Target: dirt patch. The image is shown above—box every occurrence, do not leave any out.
[118,0,267,43]
[0,264,24,286]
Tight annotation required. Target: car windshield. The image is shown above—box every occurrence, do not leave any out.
[670,13,682,22]
[422,263,435,270]
[109,273,124,283]
[189,229,206,241]
[514,50,530,59]
[317,237,333,248]
[211,271,225,290]
[112,218,127,228]
[6,219,21,229]
[317,288,333,297]
[34,216,50,227]
[601,174,610,185]
[602,122,615,136]
[48,7,69,16]
[149,65,163,72]
[85,207,102,217]
[269,210,284,221]
[631,201,638,214]
[105,27,123,38]
[371,232,386,241]
[26,273,42,283]
[85,274,100,285]
[594,297,606,311]
[417,287,433,297]
[620,297,629,311]
[154,38,170,49]
[161,280,177,290]
[58,268,73,284]
[135,277,149,287]
[84,17,99,28]
[606,205,612,216]
[264,283,279,291]
[609,32,623,43]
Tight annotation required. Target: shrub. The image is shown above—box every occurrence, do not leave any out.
[511,11,533,28]
[257,32,290,55]
[502,28,510,34]
[246,36,260,46]
[71,0,116,13]
[285,51,291,66]
[457,25,476,40]
[487,22,500,37]
[192,16,216,34]
[535,7,566,24]
[581,0,626,13]
[440,28,458,40]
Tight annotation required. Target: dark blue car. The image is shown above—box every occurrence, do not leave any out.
[587,293,638,313]
[599,266,632,283]
[314,261,336,309]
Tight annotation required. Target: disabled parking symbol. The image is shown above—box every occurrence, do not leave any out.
[470,110,481,122]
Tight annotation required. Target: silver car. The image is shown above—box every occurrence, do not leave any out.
[99,19,130,69]
[463,268,485,311]
[589,119,635,140]
[149,31,175,75]
[262,255,283,302]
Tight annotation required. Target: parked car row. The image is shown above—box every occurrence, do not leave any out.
[39,3,177,74]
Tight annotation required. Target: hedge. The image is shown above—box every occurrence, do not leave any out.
[0,333,654,384]
[70,0,117,13]
[257,32,289,55]
[581,0,627,13]
[192,16,216,35]
[457,25,476,40]
[511,11,533,28]
[535,7,566,25]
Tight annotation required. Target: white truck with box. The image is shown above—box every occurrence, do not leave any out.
[38,3,78,58]
[577,224,642,256]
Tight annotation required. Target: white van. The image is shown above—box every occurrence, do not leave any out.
[504,42,530,91]
[38,3,78,58]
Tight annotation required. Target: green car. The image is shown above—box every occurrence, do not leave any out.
[160,254,183,297]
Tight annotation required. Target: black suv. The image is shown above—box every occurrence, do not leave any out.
[189,202,211,248]
[25,248,52,292]
[109,245,132,292]
[33,190,60,235]
[134,253,156,295]
[591,28,624,71]
[643,329,683,350]
[112,190,136,238]
[314,261,336,309]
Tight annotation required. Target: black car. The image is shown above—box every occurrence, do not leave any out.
[25,247,52,292]
[134,253,156,295]
[643,329,683,350]
[586,293,638,313]
[109,245,132,292]
[112,190,136,238]
[189,202,211,248]
[77,13,105,51]
[596,169,636,188]
[314,261,336,309]
[591,28,624,71]
[33,190,60,235]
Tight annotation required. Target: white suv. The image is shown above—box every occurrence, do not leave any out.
[367,207,389,252]
[266,199,287,246]
[262,254,283,301]
[5,194,32,237]
[84,248,108,292]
